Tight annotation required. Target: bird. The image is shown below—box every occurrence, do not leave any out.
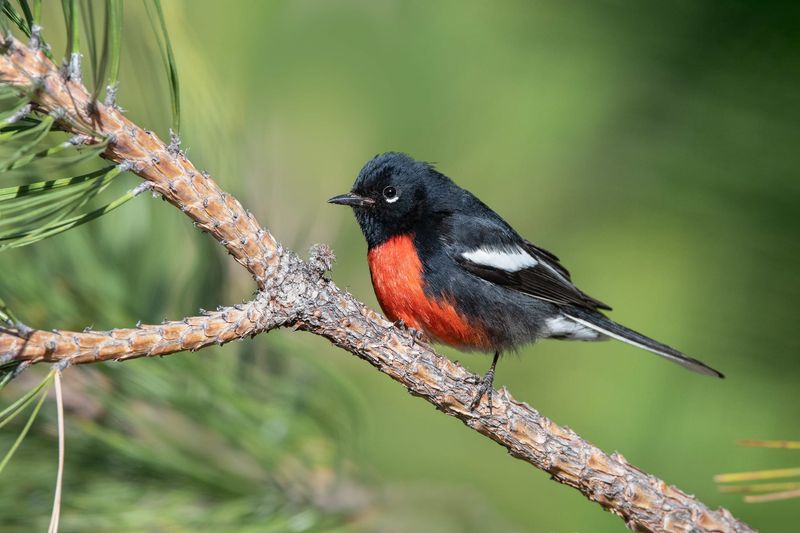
[329,152,723,411]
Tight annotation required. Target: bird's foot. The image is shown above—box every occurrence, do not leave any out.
[468,367,496,413]
[391,319,429,346]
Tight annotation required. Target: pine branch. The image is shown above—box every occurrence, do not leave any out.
[0,36,755,532]
[0,295,278,364]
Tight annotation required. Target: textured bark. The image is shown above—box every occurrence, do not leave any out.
[0,294,283,365]
[0,36,755,532]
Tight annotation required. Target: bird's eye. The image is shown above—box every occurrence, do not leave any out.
[382,186,399,203]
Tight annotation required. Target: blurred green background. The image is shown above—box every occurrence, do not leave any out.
[1,0,799,531]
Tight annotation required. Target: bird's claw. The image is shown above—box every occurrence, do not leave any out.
[391,319,429,347]
[468,369,496,413]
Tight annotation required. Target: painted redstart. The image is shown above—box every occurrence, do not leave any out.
[329,152,723,410]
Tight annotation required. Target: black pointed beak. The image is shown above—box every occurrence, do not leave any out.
[327,193,375,207]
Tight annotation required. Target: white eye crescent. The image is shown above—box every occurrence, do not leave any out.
[383,186,400,203]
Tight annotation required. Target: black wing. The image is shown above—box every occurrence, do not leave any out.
[443,213,611,311]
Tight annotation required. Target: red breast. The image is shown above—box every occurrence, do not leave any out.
[367,234,491,350]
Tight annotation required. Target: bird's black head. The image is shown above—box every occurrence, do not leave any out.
[329,152,456,248]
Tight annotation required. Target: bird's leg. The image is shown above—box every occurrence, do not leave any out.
[469,351,500,413]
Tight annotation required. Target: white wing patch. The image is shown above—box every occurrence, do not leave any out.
[544,316,601,340]
[461,246,537,272]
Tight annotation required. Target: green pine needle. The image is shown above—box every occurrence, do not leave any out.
[79,0,98,85]
[0,295,21,326]
[105,0,122,90]
[61,0,79,59]
[0,369,53,428]
[3,0,31,37]
[0,163,110,201]
[0,376,52,475]
[0,164,135,249]
[15,1,33,30]
[0,187,139,249]
[145,0,180,133]
[0,114,53,161]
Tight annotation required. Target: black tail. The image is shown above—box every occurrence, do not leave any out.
[564,309,724,378]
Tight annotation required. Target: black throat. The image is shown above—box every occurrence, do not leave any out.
[355,192,433,250]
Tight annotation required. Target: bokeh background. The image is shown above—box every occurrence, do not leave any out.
[1,1,798,531]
